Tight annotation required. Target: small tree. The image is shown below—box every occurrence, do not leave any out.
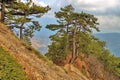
[46,5,99,64]
[46,33,68,64]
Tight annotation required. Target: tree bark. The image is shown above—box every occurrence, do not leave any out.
[75,41,80,59]
[20,23,24,39]
[70,25,76,64]
[70,30,76,64]
[0,1,5,23]
[20,12,26,39]
[66,24,69,53]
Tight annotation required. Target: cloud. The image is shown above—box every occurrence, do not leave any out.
[97,16,120,33]
[32,0,47,7]
[42,0,67,18]
[103,6,120,16]
[21,0,48,7]
[32,0,120,33]
[48,0,120,33]
[67,0,119,11]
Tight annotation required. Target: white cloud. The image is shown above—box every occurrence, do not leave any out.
[21,0,120,33]
[64,0,120,33]
[97,15,120,33]
[21,0,48,7]
[67,0,119,11]
[32,0,47,7]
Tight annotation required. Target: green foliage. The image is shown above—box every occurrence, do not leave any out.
[84,36,106,55]
[99,50,120,77]
[0,47,29,80]
[83,36,120,77]
[45,33,68,63]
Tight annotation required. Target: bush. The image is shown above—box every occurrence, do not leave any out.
[45,34,68,64]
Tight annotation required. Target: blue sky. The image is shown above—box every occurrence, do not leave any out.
[29,0,120,53]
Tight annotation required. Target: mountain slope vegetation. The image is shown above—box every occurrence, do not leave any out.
[0,23,90,80]
[0,1,120,80]
[0,20,120,80]
[0,46,29,80]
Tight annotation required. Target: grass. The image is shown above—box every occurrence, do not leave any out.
[0,47,30,80]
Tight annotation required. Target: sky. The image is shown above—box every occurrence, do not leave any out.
[31,0,120,33]
[30,0,120,53]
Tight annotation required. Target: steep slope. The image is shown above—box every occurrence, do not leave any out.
[0,23,90,80]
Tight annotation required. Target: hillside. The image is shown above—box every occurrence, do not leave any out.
[0,23,120,80]
[0,23,90,80]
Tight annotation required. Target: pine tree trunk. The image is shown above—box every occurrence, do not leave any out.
[20,12,26,39]
[70,31,76,64]
[0,1,5,23]
[75,43,79,59]
[70,26,76,64]
[66,25,69,53]
[20,23,24,39]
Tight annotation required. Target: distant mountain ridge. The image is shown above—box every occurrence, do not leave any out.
[94,33,120,57]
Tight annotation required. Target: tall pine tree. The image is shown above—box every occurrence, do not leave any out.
[46,5,99,64]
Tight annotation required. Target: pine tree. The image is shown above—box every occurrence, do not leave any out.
[46,5,99,64]
[0,0,50,40]
[9,0,50,39]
